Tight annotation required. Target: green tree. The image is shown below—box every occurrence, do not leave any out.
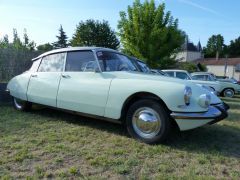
[23,28,29,47]
[228,36,240,57]
[53,25,68,48]
[37,43,54,51]
[71,19,120,50]
[204,34,224,58]
[118,0,184,68]
[0,35,9,48]
[175,62,197,73]
[12,29,22,49]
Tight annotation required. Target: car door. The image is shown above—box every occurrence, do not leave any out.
[27,53,66,107]
[57,50,112,117]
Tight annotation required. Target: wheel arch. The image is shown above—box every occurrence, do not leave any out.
[221,87,235,96]
[120,92,169,120]
[120,91,180,131]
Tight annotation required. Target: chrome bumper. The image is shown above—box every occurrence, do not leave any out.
[171,103,229,123]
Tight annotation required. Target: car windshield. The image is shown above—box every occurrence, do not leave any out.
[136,60,151,73]
[96,51,138,72]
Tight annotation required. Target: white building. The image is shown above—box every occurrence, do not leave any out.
[175,38,203,62]
[195,58,240,80]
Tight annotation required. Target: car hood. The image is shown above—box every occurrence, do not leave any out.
[107,71,193,85]
[217,81,240,89]
[106,71,222,105]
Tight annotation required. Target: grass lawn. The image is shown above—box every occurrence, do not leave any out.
[0,96,240,179]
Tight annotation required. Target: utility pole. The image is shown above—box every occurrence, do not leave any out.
[224,55,228,77]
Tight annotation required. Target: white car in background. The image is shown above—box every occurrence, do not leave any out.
[162,70,221,95]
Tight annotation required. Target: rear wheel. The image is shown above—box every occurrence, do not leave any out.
[223,89,234,98]
[13,97,32,111]
[126,99,171,144]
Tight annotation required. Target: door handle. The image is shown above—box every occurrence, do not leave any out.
[62,74,71,79]
[31,74,38,78]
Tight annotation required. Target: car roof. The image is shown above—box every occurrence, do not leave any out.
[32,47,119,61]
[162,69,189,73]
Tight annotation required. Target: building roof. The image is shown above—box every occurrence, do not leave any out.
[181,37,202,52]
[194,58,240,66]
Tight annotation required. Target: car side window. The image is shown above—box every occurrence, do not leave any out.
[29,59,41,72]
[176,72,191,80]
[38,53,65,72]
[192,75,207,81]
[164,71,174,77]
[65,51,97,72]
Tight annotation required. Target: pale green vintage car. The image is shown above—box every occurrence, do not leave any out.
[7,47,229,144]
[191,72,240,98]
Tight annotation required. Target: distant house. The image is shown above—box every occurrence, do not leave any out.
[175,37,203,62]
[194,58,240,80]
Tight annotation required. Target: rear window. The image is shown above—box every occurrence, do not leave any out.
[38,53,65,72]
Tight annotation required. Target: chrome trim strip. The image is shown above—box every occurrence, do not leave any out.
[171,106,222,120]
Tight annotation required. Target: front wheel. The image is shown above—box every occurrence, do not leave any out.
[13,97,32,111]
[126,99,171,144]
[223,89,235,98]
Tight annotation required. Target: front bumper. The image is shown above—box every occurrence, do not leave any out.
[171,102,229,131]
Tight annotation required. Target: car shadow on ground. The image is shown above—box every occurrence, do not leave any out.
[25,105,240,159]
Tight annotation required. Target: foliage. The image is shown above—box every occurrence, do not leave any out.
[0,29,39,81]
[173,62,207,73]
[71,19,120,50]
[197,63,207,72]
[37,43,54,52]
[203,34,224,58]
[118,0,184,68]
[175,62,198,73]
[228,36,240,57]
[53,25,68,49]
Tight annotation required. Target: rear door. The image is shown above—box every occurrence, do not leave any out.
[57,50,112,116]
[27,53,66,107]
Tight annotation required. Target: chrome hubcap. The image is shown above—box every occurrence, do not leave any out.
[224,90,234,97]
[132,107,161,139]
[14,98,24,109]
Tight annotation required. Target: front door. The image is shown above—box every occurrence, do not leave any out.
[27,53,66,107]
[57,50,112,116]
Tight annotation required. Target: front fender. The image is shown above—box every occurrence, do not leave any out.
[104,79,211,119]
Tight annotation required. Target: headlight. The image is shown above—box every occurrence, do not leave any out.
[184,86,192,106]
[198,94,211,108]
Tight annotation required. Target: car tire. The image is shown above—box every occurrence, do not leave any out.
[126,99,171,144]
[223,88,235,98]
[13,97,32,111]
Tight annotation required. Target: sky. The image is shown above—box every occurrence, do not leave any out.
[0,0,240,47]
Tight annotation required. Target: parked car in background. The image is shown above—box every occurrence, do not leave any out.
[7,47,229,144]
[162,70,220,95]
[191,72,240,98]
[217,77,240,85]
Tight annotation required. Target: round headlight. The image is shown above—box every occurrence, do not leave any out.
[198,94,211,108]
[184,86,192,106]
